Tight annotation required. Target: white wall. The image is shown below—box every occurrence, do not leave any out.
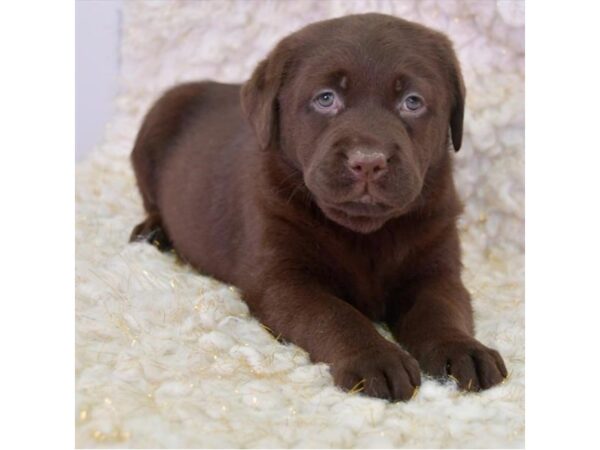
[75,0,122,161]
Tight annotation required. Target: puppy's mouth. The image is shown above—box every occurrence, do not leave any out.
[317,195,398,233]
[334,198,391,217]
[305,172,421,233]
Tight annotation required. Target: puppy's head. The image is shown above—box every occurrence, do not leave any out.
[242,13,465,233]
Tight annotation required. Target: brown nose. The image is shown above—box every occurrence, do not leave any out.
[346,150,388,181]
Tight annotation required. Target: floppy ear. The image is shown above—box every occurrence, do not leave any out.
[448,54,466,152]
[240,45,290,150]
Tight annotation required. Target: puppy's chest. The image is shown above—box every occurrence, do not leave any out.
[325,241,409,321]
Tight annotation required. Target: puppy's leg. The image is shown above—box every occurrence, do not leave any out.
[129,212,173,252]
[245,276,421,402]
[389,274,507,392]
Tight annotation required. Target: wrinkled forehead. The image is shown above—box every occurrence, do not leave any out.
[289,39,447,98]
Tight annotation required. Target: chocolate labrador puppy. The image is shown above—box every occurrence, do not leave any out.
[130,13,507,401]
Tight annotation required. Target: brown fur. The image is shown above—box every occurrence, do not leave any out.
[130,13,506,401]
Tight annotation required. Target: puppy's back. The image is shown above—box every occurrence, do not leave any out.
[131,80,257,281]
[131,82,242,212]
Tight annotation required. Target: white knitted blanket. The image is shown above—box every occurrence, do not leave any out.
[75,1,524,447]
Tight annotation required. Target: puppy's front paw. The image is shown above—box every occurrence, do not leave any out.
[420,339,507,391]
[331,342,421,402]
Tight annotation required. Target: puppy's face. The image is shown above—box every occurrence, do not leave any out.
[242,14,465,233]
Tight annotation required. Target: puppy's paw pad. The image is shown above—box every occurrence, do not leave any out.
[129,216,173,252]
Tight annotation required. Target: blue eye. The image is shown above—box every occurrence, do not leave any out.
[316,91,335,108]
[402,94,425,112]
